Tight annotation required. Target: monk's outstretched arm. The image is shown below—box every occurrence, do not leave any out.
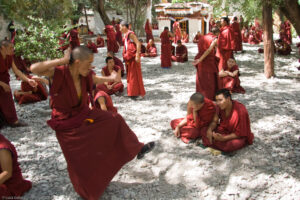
[193,39,217,65]
[0,81,10,92]
[12,62,37,88]
[218,69,230,77]
[0,149,13,185]
[97,97,107,111]
[92,72,120,85]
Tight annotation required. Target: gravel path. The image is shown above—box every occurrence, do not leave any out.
[2,40,300,200]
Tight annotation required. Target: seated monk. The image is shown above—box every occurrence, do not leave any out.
[171,92,216,144]
[30,46,155,199]
[171,40,188,62]
[142,39,157,57]
[275,39,292,55]
[248,27,260,45]
[200,89,254,152]
[96,56,124,95]
[219,58,245,94]
[86,40,98,53]
[96,34,105,48]
[241,27,249,43]
[13,75,48,104]
[88,29,94,36]
[94,90,118,113]
[193,31,201,43]
[0,133,32,198]
[139,39,146,54]
[182,31,189,43]
[107,51,125,77]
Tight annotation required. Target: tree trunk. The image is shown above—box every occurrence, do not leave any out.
[146,0,152,23]
[279,0,300,36]
[84,6,89,30]
[133,0,139,31]
[96,0,111,25]
[263,0,275,78]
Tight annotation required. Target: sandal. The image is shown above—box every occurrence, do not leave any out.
[137,141,155,159]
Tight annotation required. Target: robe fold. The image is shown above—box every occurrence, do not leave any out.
[284,21,292,45]
[231,22,243,51]
[0,54,18,124]
[87,42,98,53]
[0,134,32,198]
[221,65,245,94]
[96,37,105,48]
[123,31,146,97]
[145,21,154,43]
[113,56,125,77]
[69,29,80,49]
[195,33,218,100]
[105,25,119,53]
[160,30,172,68]
[96,65,124,95]
[173,22,182,44]
[115,24,123,46]
[200,100,254,152]
[171,98,216,143]
[94,90,117,113]
[216,26,235,71]
[13,75,48,104]
[171,45,188,62]
[47,66,144,199]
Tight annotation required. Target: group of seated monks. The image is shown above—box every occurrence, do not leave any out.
[171,89,254,153]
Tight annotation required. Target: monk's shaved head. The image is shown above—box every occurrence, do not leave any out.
[70,46,93,64]
[190,92,204,104]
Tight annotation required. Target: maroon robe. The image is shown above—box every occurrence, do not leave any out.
[94,90,117,113]
[171,98,216,144]
[113,56,125,77]
[105,25,119,53]
[87,42,98,53]
[182,33,189,43]
[221,65,245,94]
[173,22,182,44]
[200,100,254,152]
[284,21,292,45]
[123,31,146,97]
[96,65,124,95]
[69,29,80,49]
[13,55,30,75]
[0,54,18,124]
[171,45,188,62]
[141,44,146,54]
[160,30,172,68]
[193,34,201,43]
[248,29,260,45]
[241,28,249,43]
[13,75,48,104]
[0,134,32,198]
[142,43,157,57]
[277,43,292,55]
[216,25,235,71]
[231,22,243,51]
[195,33,218,100]
[145,20,154,43]
[47,66,144,199]
[96,37,105,48]
[115,24,123,46]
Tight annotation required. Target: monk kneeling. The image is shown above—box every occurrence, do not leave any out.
[171,40,188,63]
[200,89,254,152]
[0,133,32,198]
[96,57,124,95]
[219,58,245,94]
[171,92,216,144]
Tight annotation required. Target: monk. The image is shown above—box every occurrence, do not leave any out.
[219,58,245,94]
[160,27,174,68]
[94,90,118,113]
[248,27,260,44]
[193,31,201,43]
[96,34,105,48]
[107,51,125,77]
[120,21,146,98]
[30,46,155,199]
[209,19,216,31]
[231,17,243,52]
[142,39,157,57]
[193,27,220,101]
[115,22,123,46]
[13,75,48,104]
[171,92,216,144]
[68,27,80,49]
[145,19,154,43]
[111,17,116,26]
[171,40,188,63]
[241,26,249,43]
[104,25,119,53]
[86,40,98,53]
[173,21,182,44]
[200,89,254,152]
[96,57,124,95]
[275,39,292,55]
[0,133,32,198]
[0,40,37,127]
[139,39,146,54]
[216,17,235,71]
[284,20,292,45]
[182,31,189,43]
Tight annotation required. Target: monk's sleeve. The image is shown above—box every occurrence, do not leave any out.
[196,104,216,128]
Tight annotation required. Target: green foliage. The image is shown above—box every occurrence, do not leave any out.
[14,17,68,62]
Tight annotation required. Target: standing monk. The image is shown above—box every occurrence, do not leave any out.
[284,20,292,45]
[160,27,174,68]
[193,27,220,101]
[145,19,154,43]
[231,17,243,52]
[200,89,254,152]
[182,31,189,43]
[120,21,146,98]
[104,25,119,53]
[69,27,80,49]
[173,21,182,44]
[30,47,155,199]
[216,17,235,71]
[0,40,37,127]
